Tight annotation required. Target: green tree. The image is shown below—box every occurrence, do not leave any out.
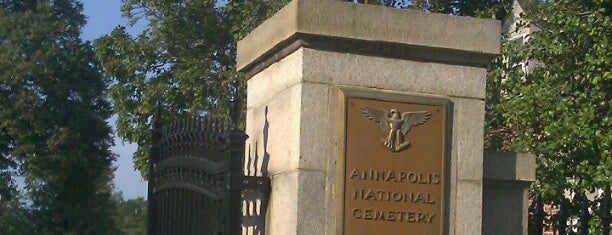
[375,0,511,19]
[95,0,290,177]
[485,0,610,202]
[0,0,118,233]
[0,196,30,234]
[95,0,512,179]
[0,126,21,233]
[112,191,147,235]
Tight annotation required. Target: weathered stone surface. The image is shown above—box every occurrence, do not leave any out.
[453,98,485,181]
[246,49,303,110]
[265,169,326,235]
[245,84,301,174]
[296,170,326,235]
[483,184,530,235]
[483,152,535,235]
[483,152,536,182]
[266,171,299,235]
[237,0,500,71]
[302,49,488,99]
[241,1,501,234]
[299,83,332,171]
[247,47,489,103]
[323,87,341,235]
[455,180,483,235]
[246,82,336,174]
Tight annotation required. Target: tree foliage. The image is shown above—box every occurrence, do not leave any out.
[95,0,290,177]
[485,0,610,200]
[374,0,511,19]
[96,0,609,215]
[112,191,147,235]
[0,197,29,234]
[95,0,513,179]
[0,0,117,233]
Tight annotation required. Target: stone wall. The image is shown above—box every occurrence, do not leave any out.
[237,1,501,234]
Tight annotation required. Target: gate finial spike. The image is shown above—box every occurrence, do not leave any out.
[206,115,213,141]
[154,101,162,128]
[579,196,591,235]
[229,79,242,127]
[600,187,610,235]
[534,194,546,235]
[555,198,569,235]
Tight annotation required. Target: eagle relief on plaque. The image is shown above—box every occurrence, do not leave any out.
[361,107,431,152]
[343,97,448,235]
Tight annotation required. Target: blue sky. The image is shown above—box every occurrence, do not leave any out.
[81,0,147,199]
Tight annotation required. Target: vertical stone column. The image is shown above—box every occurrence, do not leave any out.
[483,152,536,235]
[237,1,500,234]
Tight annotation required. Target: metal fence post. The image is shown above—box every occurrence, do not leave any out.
[534,195,546,235]
[147,105,162,235]
[555,198,569,235]
[599,188,610,235]
[601,188,610,235]
[579,198,591,235]
[228,80,248,235]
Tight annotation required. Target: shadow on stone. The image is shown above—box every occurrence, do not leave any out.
[242,106,271,235]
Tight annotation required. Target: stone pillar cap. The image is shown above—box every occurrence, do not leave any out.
[237,0,501,74]
[484,152,536,182]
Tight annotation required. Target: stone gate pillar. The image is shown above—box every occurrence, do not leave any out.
[237,1,500,234]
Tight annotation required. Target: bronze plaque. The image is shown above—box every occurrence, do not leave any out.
[343,97,449,235]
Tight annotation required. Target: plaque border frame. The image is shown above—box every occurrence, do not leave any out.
[336,87,454,235]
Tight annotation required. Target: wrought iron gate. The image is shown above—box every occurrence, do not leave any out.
[147,94,271,235]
